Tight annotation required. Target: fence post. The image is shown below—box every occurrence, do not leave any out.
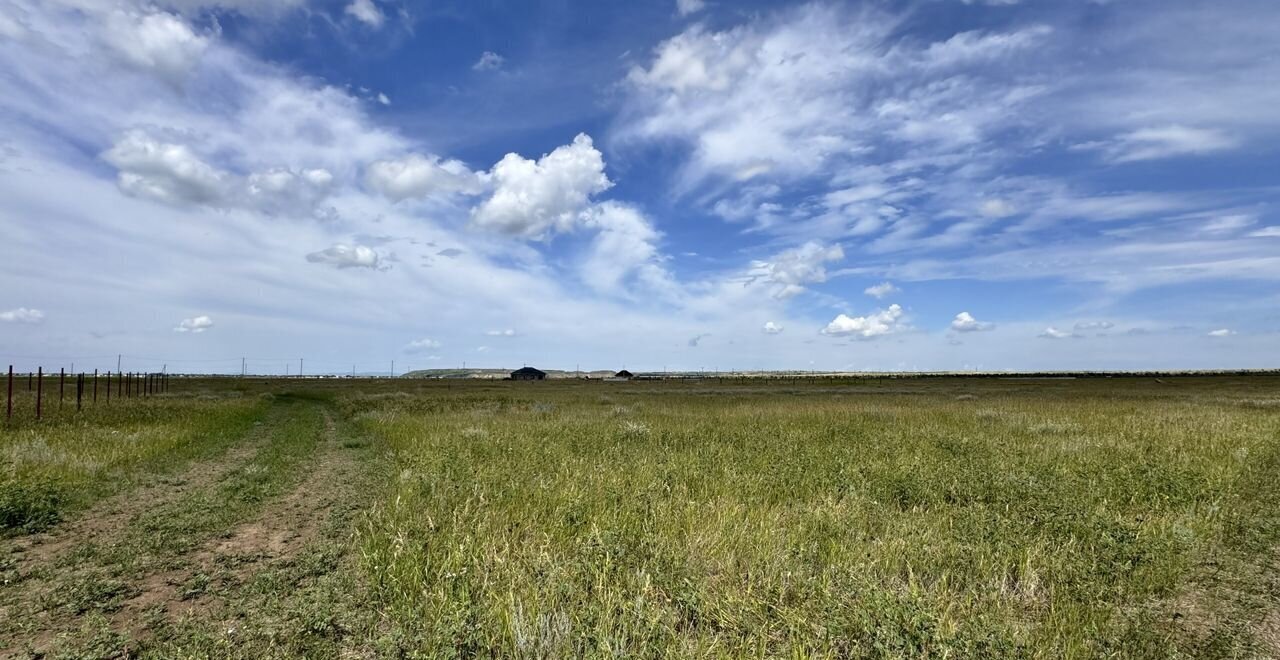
[93,369,98,403]
[76,373,83,411]
[27,371,32,391]
[106,371,111,403]
[6,365,11,422]
[60,367,65,407]
[36,367,42,420]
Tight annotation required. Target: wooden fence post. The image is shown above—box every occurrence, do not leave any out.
[36,367,42,420]
[76,373,83,411]
[106,371,111,404]
[93,369,98,403]
[6,365,11,422]
[60,367,65,407]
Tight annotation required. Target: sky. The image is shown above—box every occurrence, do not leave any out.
[1,0,1278,375]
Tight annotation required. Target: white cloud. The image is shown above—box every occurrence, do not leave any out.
[579,202,670,295]
[345,0,384,28]
[864,281,899,299]
[305,244,379,269]
[762,321,783,334]
[247,167,333,214]
[1038,327,1078,339]
[366,154,485,201]
[1250,226,1280,238]
[0,307,44,324]
[979,198,1017,218]
[622,7,1049,190]
[822,304,905,339]
[103,130,230,206]
[101,9,208,84]
[473,51,505,71]
[376,93,391,106]
[471,133,612,239]
[950,312,994,332]
[1200,214,1255,234]
[405,337,442,352]
[675,0,705,16]
[174,315,213,333]
[1074,321,1114,332]
[1208,328,1235,337]
[1098,125,1239,162]
[750,241,844,299]
[485,329,516,337]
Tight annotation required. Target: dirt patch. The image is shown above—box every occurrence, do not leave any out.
[109,411,360,637]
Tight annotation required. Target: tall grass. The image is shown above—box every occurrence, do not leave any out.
[346,380,1280,657]
[0,388,266,533]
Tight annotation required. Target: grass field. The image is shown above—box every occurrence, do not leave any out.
[1,376,1278,657]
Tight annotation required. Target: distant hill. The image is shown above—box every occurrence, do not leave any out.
[402,368,618,379]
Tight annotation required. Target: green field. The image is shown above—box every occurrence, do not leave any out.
[2,376,1278,657]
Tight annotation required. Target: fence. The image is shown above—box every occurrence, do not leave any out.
[4,365,169,423]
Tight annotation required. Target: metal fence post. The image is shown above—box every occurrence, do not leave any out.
[93,369,98,403]
[36,367,42,420]
[76,373,83,412]
[6,365,11,422]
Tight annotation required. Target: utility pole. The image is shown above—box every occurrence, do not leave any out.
[352,364,356,379]
[390,360,395,378]
[241,357,246,378]
[299,358,303,378]
[117,354,122,373]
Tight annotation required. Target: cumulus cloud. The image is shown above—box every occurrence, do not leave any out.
[473,51,505,71]
[0,307,44,323]
[750,241,844,299]
[1038,327,1078,339]
[345,0,384,28]
[366,154,485,201]
[101,9,208,83]
[579,202,670,295]
[248,167,334,213]
[762,321,783,334]
[174,315,213,333]
[405,337,442,352]
[1207,328,1235,337]
[103,130,230,206]
[305,244,379,269]
[376,93,391,105]
[471,134,612,239]
[864,281,899,299]
[950,312,994,332]
[822,304,905,339]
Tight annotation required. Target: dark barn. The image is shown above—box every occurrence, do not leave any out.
[614,370,634,379]
[511,366,547,381]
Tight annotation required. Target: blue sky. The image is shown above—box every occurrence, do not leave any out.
[1,0,1278,374]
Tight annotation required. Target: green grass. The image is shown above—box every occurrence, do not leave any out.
[345,378,1280,657]
[1,376,1278,657]
[1,387,267,534]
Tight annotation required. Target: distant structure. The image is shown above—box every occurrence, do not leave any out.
[614,370,634,380]
[511,366,546,381]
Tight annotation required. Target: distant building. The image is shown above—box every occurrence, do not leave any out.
[511,366,546,381]
[614,370,634,379]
